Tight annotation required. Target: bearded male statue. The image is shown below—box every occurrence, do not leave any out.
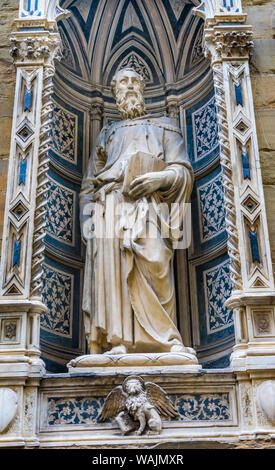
[80,68,194,357]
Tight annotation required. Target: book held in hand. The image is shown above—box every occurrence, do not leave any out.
[122,151,167,196]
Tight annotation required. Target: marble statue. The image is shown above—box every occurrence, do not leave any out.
[80,67,194,356]
[100,375,178,435]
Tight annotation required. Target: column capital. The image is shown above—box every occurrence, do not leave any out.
[9,1,71,67]
[9,33,62,67]
[204,24,254,64]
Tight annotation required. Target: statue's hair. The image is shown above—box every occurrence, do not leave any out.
[110,67,145,97]
[122,375,145,392]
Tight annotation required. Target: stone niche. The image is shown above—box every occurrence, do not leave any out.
[40,0,234,373]
[0,0,275,450]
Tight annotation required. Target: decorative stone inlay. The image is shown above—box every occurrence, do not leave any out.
[199,174,226,241]
[46,177,74,244]
[10,201,28,221]
[47,397,106,426]
[242,195,259,214]
[204,260,233,334]
[46,392,231,426]
[41,264,73,337]
[170,393,231,421]
[51,104,77,163]
[192,96,219,160]
[235,119,249,135]
[16,120,34,142]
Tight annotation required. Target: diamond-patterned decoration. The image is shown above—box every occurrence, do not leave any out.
[10,200,28,221]
[16,120,34,142]
[242,194,260,214]
[235,120,249,135]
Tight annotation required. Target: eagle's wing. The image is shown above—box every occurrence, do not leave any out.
[145,382,178,418]
[100,386,127,422]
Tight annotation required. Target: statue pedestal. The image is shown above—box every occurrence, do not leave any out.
[67,351,202,374]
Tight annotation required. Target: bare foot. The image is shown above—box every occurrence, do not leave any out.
[104,344,127,355]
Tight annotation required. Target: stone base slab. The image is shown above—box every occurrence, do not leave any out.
[67,351,202,373]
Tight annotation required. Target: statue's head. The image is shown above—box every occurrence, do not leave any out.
[122,375,145,395]
[111,67,146,120]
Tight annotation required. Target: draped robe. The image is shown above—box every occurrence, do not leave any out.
[80,115,193,353]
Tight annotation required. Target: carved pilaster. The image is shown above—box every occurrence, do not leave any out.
[194,3,275,372]
[0,3,70,379]
[0,0,70,448]
[204,28,243,292]
[31,63,57,299]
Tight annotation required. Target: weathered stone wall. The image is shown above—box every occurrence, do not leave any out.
[243,0,275,269]
[0,0,17,253]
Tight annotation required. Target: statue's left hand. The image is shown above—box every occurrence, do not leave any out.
[128,171,174,199]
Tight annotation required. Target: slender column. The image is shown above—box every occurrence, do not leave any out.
[194,0,275,372]
[166,98,179,125]
[90,100,104,148]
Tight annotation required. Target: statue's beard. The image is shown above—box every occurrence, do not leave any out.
[116,90,146,119]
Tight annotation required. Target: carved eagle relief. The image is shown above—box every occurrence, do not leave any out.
[100,375,178,435]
